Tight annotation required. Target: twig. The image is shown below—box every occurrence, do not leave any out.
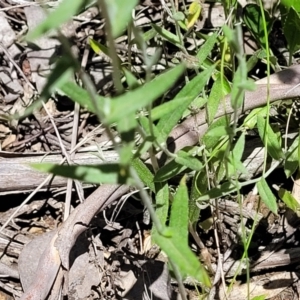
[63,28,94,220]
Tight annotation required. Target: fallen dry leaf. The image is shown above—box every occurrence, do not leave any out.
[1,134,16,149]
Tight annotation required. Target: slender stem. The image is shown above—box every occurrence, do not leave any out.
[258,0,271,176]
[97,0,124,94]
[169,260,188,300]
[169,0,186,52]
[129,167,166,235]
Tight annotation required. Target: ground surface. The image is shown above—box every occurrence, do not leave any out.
[0,0,300,300]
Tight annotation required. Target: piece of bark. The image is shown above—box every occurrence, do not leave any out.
[221,247,300,278]
[0,136,280,193]
[19,230,101,300]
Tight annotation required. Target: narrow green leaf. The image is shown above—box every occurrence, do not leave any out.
[31,163,133,185]
[196,32,218,67]
[232,133,245,162]
[153,182,170,231]
[105,64,185,124]
[123,69,140,89]
[154,159,187,182]
[189,171,207,225]
[243,106,268,129]
[152,233,211,286]
[175,150,203,171]
[178,20,188,31]
[61,65,185,125]
[207,75,231,123]
[169,176,189,242]
[89,39,109,56]
[243,4,273,49]
[231,65,251,110]
[151,96,196,121]
[135,116,159,156]
[202,116,229,149]
[281,0,300,12]
[204,124,231,138]
[214,138,230,182]
[283,7,300,57]
[131,158,155,192]
[58,82,108,116]
[227,133,248,177]
[141,28,157,42]
[151,23,181,47]
[251,295,267,300]
[278,187,300,212]
[156,65,215,144]
[257,115,283,160]
[257,178,277,215]
[284,136,299,178]
[186,1,202,29]
[89,39,122,67]
[196,181,239,202]
[246,49,267,72]
[116,113,137,165]
[41,55,77,97]
[101,0,138,38]
[154,148,203,182]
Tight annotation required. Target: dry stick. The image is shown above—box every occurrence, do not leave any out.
[208,226,228,300]
[0,1,41,11]
[19,66,300,300]
[63,28,93,221]
[41,103,73,164]
[12,124,53,148]
[74,30,95,201]
[0,162,64,236]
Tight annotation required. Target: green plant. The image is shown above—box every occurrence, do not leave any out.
[22,0,300,298]
[29,0,215,290]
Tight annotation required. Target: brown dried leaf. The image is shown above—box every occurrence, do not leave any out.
[2,134,16,149]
